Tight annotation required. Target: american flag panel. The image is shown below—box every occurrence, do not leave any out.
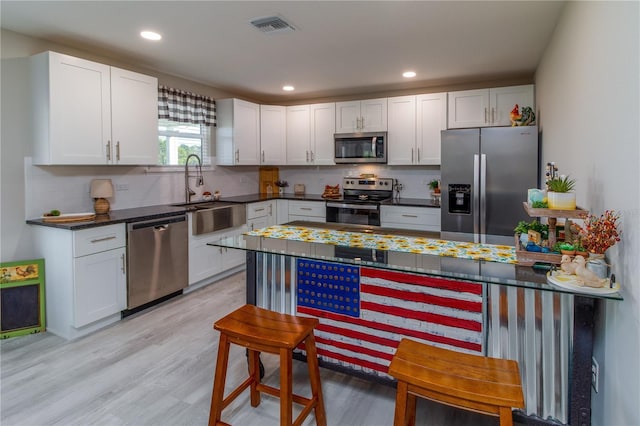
[296,265,484,379]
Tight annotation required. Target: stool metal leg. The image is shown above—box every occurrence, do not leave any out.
[304,334,327,426]
[209,334,231,426]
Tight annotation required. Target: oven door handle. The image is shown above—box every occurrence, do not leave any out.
[326,202,379,210]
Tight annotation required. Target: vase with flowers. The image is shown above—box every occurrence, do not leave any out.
[274,180,289,195]
[580,210,621,278]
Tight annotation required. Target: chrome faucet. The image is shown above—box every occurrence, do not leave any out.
[185,154,203,204]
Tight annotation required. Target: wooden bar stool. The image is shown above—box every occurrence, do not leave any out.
[208,304,326,426]
[388,338,524,426]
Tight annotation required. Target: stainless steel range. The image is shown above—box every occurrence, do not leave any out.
[325,177,394,263]
[325,177,395,227]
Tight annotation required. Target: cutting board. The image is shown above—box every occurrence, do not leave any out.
[42,212,96,223]
[259,167,279,195]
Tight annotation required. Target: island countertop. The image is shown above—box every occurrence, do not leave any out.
[208,221,622,301]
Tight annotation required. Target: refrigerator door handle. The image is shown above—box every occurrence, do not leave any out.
[480,153,487,243]
[473,154,480,241]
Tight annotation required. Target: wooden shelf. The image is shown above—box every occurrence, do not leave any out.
[522,202,589,220]
[517,202,590,265]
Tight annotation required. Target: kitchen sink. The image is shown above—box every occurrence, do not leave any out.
[172,201,236,211]
[175,202,246,235]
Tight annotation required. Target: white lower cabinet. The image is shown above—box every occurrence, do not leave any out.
[288,200,326,223]
[247,200,276,231]
[380,205,441,232]
[32,224,127,340]
[188,227,247,286]
[73,246,126,327]
[276,199,289,224]
[188,213,247,286]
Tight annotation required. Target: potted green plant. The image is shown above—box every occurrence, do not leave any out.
[546,175,576,210]
[428,179,440,194]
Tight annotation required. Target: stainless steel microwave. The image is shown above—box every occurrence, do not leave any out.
[334,132,387,164]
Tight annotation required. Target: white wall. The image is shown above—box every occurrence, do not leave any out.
[535,2,640,425]
[0,30,441,263]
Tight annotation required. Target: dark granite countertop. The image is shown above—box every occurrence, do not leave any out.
[26,193,439,230]
[381,197,441,208]
[26,204,190,230]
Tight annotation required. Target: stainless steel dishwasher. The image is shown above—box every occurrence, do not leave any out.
[126,214,188,310]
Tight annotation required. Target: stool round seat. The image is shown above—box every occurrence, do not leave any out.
[209,305,326,426]
[388,338,524,426]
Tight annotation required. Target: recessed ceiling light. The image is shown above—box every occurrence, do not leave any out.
[403,71,417,78]
[140,31,162,41]
[282,85,295,91]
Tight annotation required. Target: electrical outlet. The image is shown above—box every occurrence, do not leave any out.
[115,183,129,191]
[591,356,599,393]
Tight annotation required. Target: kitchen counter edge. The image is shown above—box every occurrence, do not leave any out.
[26,193,440,230]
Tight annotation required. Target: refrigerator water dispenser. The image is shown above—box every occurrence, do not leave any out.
[448,184,471,214]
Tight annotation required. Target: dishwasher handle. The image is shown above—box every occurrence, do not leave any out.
[128,215,186,231]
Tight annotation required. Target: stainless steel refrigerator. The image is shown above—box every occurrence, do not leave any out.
[440,126,539,245]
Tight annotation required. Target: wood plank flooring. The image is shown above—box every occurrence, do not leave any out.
[1,272,502,425]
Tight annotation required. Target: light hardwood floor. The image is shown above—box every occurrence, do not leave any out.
[1,272,501,425]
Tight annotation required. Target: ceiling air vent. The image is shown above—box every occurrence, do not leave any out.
[250,16,295,34]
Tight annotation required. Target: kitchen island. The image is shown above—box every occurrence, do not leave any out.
[208,221,622,426]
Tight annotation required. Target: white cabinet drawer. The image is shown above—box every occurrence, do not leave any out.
[381,206,441,232]
[73,224,126,257]
[288,201,325,218]
[247,201,273,219]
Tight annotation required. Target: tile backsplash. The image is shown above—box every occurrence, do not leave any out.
[24,158,439,219]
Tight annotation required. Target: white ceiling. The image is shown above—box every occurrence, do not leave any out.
[0,1,565,103]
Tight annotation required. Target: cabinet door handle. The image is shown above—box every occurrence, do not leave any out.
[306,151,309,162]
[90,236,116,243]
[491,107,496,123]
[360,116,364,129]
[301,207,312,211]
[262,150,265,163]
[269,205,273,215]
[254,208,265,212]
[121,253,126,274]
[310,151,315,162]
[106,140,111,161]
[235,149,239,163]
[417,148,421,163]
[411,148,414,163]
[402,214,418,218]
[484,107,488,123]
[116,141,120,161]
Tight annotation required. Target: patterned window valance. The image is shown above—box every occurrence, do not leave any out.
[158,85,216,126]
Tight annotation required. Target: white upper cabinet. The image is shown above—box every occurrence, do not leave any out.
[110,67,159,165]
[259,105,286,165]
[448,84,534,128]
[335,98,387,133]
[416,93,447,165]
[286,105,311,165]
[216,98,261,165]
[490,85,535,126]
[387,93,446,165]
[286,103,335,165]
[387,96,416,165]
[309,102,336,165]
[31,51,158,165]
